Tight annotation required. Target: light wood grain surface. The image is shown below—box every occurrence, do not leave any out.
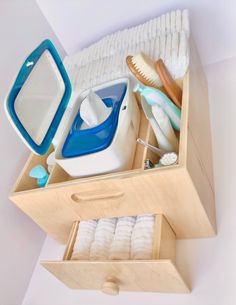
[41,260,189,293]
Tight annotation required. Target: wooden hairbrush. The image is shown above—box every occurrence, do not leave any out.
[155,59,182,108]
[126,53,161,88]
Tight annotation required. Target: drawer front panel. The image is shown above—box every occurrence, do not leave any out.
[42,260,189,293]
[56,167,215,238]
[11,165,215,244]
[10,190,79,244]
[42,215,189,294]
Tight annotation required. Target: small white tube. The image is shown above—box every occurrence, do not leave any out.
[147,117,174,152]
[152,105,179,152]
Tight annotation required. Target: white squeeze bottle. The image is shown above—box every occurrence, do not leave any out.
[134,84,181,131]
[152,105,179,152]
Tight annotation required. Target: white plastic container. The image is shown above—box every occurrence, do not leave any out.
[4,40,140,178]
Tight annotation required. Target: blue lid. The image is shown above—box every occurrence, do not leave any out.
[62,82,127,158]
[5,39,72,155]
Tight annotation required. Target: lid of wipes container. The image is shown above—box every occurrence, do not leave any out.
[5,39,72,155]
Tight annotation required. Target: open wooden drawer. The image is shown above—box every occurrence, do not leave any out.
[42,215,190,295]
[9,38,216,244]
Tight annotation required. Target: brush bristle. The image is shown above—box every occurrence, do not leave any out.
[131,52,162,87]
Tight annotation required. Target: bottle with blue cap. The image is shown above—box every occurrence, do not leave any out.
[134,84,181,131]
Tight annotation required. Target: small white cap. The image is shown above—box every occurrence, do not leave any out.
[160,152,178,166]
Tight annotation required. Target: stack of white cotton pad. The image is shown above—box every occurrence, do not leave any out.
[90,218,117,260]
[71,220,97,260]
[131,215,155,259]
[109,216,136,260]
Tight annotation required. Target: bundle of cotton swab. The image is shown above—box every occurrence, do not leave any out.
[71,220,97,260]
[131,215,155,259]
[90,218,117,260]
[109,216,136,260]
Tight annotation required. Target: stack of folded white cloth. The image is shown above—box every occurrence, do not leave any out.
[90,218,117,260]
[109,216,136,260]
[71,215,155,260]
[71,219,97,260]
[131,214,155,259]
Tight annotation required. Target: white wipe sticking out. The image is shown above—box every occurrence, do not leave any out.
[79,90,112,128]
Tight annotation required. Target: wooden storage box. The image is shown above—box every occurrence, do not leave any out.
[42,215,189,294]
[9,39,216,244]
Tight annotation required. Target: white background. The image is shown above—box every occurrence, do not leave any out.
[1,1,236,304]
[0,1,64,305]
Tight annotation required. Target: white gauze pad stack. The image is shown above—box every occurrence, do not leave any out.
[71,215,155,260]
[71,220,97,260]
[131,214,155,259]
[90,218,117,260]
[109,216,136,260]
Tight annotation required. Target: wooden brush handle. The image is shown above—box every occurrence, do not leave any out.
[155,59,182,108]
